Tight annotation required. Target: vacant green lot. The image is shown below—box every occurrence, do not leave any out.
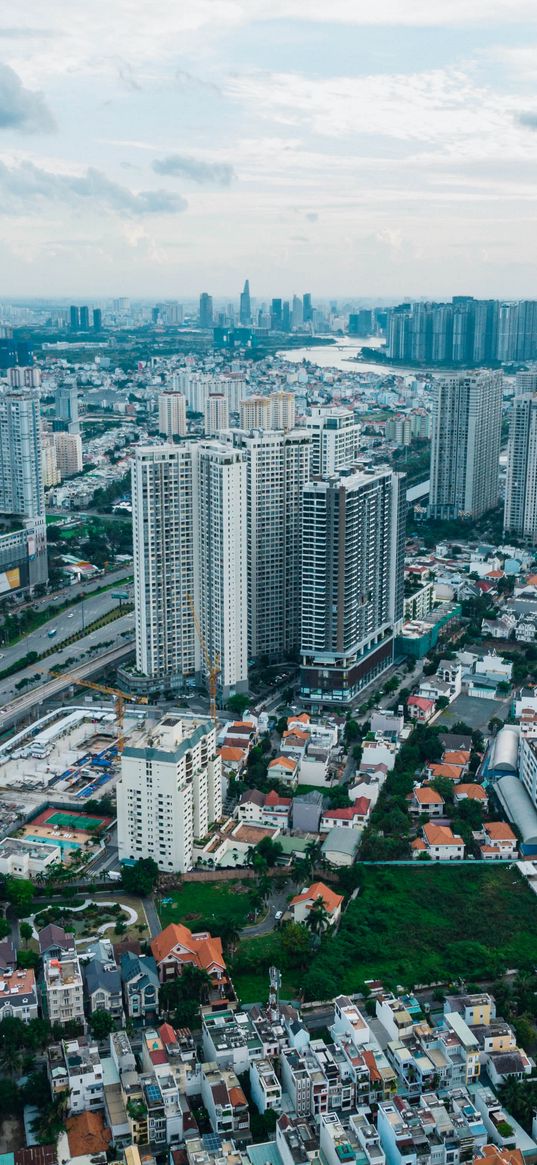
[232,865,537,1004]
[157,880,253,932]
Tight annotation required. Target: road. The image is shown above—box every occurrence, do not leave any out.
[240,886,292,938]
[0,638,135,729]
[2,566,132,618]
[0,587,133,674]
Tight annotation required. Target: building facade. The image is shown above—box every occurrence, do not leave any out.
[504,386,537,542]
[429,371,503,520]
[158,392,187,438]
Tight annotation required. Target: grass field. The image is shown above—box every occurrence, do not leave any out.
[157,880,254,932]
[232,864,537,1004]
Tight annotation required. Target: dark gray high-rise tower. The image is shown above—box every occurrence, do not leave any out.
[199,293,213,330]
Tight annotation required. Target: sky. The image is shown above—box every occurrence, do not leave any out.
[2,0,537,298]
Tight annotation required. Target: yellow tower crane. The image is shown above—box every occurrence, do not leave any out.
[185,593,220,722]
[38,668,148,752]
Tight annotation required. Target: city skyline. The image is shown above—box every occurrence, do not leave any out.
[2,2,537,296]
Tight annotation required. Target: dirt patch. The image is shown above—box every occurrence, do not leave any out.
[0,1115,25,1152]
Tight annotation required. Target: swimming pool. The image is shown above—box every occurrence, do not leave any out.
[24,834,81,854]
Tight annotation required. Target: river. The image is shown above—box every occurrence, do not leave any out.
[279,336,419,377]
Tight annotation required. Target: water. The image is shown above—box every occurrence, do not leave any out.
[279,336,417,377]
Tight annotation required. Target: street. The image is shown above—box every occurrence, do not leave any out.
[0,588,132,674]
[0,638,135,729]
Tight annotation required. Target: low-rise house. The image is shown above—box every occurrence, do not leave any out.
[48,1037,104,1114]
[331,994,370,1049]
[201,1061,251,1143]
[0,967,38,1023]
[151,923,227,983]
[289,881,344,927]
[320,800,371,832]
[84,947,124,1022]
[322,826,361,866]
[249,1057,282,1114]
[267,756,299,786]
[479,822,517,860]
[120,952,159,1020]
[0,837,61,880]
[427,761,464,783]
[376,994,414,1042]
[444,992,496,1025]
[407,695,436,723]
[443,749,471,771]
[413,822,465,860]
[39,923,76,960]
[261,790,292,829]
[454,784,488,809]
[41,951,85,1028]
[292,790,324,832]
[410,786,444,817]
[63,1110,111,1164]
[282,728,309,760]
[202,1008,262,1074]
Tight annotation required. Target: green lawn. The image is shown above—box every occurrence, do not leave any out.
[157,880,253,931]
[233,865,537,1004]
[303,864,537,999]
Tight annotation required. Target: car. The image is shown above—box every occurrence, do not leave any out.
[0,653,4,660]
[67,613,75,619]
[275,910,283,922]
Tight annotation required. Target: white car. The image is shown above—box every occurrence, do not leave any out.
[67,613,75,619]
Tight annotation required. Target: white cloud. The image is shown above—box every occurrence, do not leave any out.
[0,159,188,214]
[0,62,55,132]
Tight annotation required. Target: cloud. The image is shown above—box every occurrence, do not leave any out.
[0,159,188,215]
[175,69,222,96]
[0,63,55,132]
[152,153,235,184]
[517,111,537,130]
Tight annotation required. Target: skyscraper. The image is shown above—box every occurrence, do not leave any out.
[53,431,83,477]
[232,429,312,660]
[54,380,79,434]
[199,293,213,330]
[303,407,360,476]
[132,442,248,699]
[239,279,252,326]
[197,443,248,696]
[240,396,271,430]
[79,306,90,330]
[0,388,48,589]
[270,392,296,432]
[158,391,187,438]
[93,308,102,331]
[299,465,405,707]
[303,293,313,323]
[429,371,503,520]
[132,445,200,689]
[117,714,222,872]
[292,295,303,329]
[504,375,537,542]
[205,394,229,436]
[69,306,79,331]
[270,299,283,331]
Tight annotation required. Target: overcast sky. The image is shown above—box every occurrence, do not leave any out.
[2,0,537,299]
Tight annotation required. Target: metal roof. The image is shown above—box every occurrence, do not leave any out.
[495,774,537,846]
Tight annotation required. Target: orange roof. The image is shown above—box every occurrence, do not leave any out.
[443,750,471,765]
[424,822,464,847]
[283,728,309,742]
[67,1112,111,1158]
[428,763,464,781]
[290,880,343,915]
[455,783,487,801]
[265,789,291,806]
[220,746,246,762]
[484,821,516,841]
[363,1048,382,1083]
[476,1146,524,1165]
[411,838,427,851]
[414,786,444,805]
[151,923,226,972]
[269,755,297,771]
[288,712,310,725]
[229,1085,247,1107]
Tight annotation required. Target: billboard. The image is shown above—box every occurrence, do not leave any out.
[0,568,21,594]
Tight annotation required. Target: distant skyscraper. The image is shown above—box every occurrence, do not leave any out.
[205,394,229,436]
[303,293,312,323]
[93,308,102,331]
[54,380,79,434]
[79,306,90,330]
[199,293,213,330]
[69,306,79,331]
[299,465,405,707]
[282,302,291,332]
[0,388,48,590]
[504,375,537,543]
[292,296,303,329]
[429,371,503,520]
[239,279,252,326]
[158,391,187,438]
[271,299,283,331]
[303,407,360,476]
[233,429,312,660]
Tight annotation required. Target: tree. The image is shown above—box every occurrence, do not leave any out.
[160,964,211,1028]
[0,1077,20,1115]
[89,1009,115,1040]
[253,836,283,867]
[5,877,34,918]
[279,922,312,970]
[430,776,455,805]
[19,921,33,947]
[488,717,503,735]
[344,719,360,744]
[436,696,450,710]
[227,694,250,717]
[121,857,159,896]
[0,919,10,941]
[305,897,331,936]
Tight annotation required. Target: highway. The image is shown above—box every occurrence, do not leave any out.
[0,588,132,674]
[0,639,135,729]
[3,565,132,616]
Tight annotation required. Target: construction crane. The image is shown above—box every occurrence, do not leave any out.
[185,593,220,721]
[38,668,148,752]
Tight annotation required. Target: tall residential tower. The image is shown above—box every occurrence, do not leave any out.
[429,371,503,520]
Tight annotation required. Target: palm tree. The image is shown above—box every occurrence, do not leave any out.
[305,897,331,936]
[304,840,323,876]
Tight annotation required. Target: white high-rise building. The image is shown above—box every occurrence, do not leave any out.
[198,443,248,696]
[41,430,61,487]
[240,396,271,430]
[117,714,222,872]
[132,441,247,698]
[504,387,537,542]
[429,371,503,520]
[300,465,405,708]
[205,394,229,436]
[158,391,187,438]
[132,445,200,688]
[0,389,45,519]
[302,407,360,476]
[8,367,41,389]
[232,429,312,660]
